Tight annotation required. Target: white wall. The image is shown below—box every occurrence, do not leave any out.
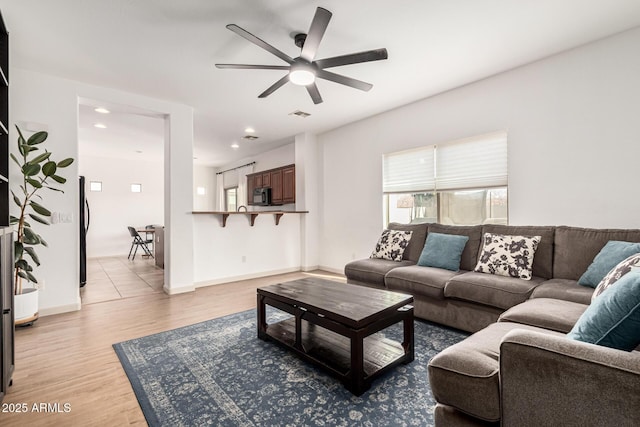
[80,155,164,257]
[10,68,194,314]
[193,214,301,285]
[193,164,216,211]
[318,27,640,272]
[192,142,302,285]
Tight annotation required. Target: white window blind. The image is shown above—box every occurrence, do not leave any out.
[436,131,508,191]
[383,145,435,193]
[383,131,507,193]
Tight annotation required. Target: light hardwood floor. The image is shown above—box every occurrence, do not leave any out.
[1,269,344,426]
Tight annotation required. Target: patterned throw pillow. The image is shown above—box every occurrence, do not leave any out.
[592,252,640,302]
[370,230,413,262]
[474,233,541,280]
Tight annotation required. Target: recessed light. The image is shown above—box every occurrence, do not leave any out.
[231,143,239,149]
[244,127,255,133]
[135,150,143,154]
[94,107,110,114]
[94,123,107,129]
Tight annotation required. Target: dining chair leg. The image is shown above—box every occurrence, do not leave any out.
[128,242,135,260]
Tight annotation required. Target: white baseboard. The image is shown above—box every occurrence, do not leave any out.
[301,265,320,272]
[318,265,344,275]
[194,267,302,288]
[163,283,196,295]
[40,298,82,317]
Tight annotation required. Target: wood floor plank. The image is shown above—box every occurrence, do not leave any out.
[0,270,344,426]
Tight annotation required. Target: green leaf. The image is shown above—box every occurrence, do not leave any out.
[57,158,74,168]
[15,259,30,272]
[39,236,48,247]
[14,241,23,260]
[24,246,41,266]
[29,151,51,164]
[22,163,40,177]
[10,153,21,167]
[42,161,57,177]
[51,175,66,184]
[27,131,48,145]
[30,201,51,216]
[28,213,50,225]
[11,191,22,208]
[15,125,26,145]
[44,186,64,193]
[26,271,38,284]
[22,227,40,245]
[26,178,43,189]
[17,271,29,280]
[9,215,19,225]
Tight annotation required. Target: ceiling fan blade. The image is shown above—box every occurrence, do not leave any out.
[300,7,332,62]
[226,24,294,64]
[314,48,388,69]
[306,83,323,104]
[215,64,290,70]
[316,69,373,91]
[258,75,290,98]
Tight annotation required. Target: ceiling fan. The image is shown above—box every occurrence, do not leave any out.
[215,7,388,104]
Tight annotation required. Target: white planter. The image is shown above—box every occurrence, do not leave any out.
[15,287,39,325]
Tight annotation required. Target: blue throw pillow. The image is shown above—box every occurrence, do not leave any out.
[417,232,469,271]
[578,241,640,288]
[567,269,640,351]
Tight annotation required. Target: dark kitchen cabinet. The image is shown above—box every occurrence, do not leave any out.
[282,166,295,204]
[270,169,283,204]
[247,164,295,206]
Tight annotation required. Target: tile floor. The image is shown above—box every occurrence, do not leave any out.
[80,256,164,305]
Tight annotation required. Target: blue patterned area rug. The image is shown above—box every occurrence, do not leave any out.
[113,309,467,427]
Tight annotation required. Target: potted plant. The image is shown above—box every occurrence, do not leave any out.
[10,126,74,326]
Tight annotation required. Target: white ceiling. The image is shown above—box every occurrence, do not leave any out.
[2,0,640,167]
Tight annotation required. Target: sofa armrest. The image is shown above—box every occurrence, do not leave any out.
[499,329,640,427]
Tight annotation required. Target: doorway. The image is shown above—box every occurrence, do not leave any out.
[77,98,165,304]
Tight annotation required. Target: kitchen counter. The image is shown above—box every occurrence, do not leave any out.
[192,210,309,227]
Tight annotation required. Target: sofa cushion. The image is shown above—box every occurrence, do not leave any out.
[578,240,640,287]
[417,232,469,271]
[530,278,594,305]
[474,233,541,280]
[385,265,462,300]
[344,258,413,287]
[370,229,413,261]
[498,298,587,333]
[428,322,558,422]
[445,271,544,310]
[482,224,555,279]
[427,224,483,271]
[568,269,640,351]
[593,252,640,301]
[553,226,640,280]
[388,222,428,262]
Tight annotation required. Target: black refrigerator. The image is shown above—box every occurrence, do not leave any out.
[79,176,89,287]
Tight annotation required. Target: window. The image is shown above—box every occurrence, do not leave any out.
[225,187,238,212]
[89,181,102,192]
[383,131,508,226]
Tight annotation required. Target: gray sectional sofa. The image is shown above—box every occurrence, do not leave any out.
[344,222,640,426]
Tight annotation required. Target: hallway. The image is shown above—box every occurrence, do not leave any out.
[80,256,164,305]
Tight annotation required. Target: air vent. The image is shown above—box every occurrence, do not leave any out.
[289,110,311,118]
[242,135,259,140]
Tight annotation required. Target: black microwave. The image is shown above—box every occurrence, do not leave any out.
[253,187,271,206]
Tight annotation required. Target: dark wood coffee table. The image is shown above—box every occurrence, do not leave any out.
[257,277,414,395]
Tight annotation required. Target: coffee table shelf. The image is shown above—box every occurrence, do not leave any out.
[257,278,414,395]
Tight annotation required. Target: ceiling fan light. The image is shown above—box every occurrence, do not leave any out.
[289,68,315,86]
